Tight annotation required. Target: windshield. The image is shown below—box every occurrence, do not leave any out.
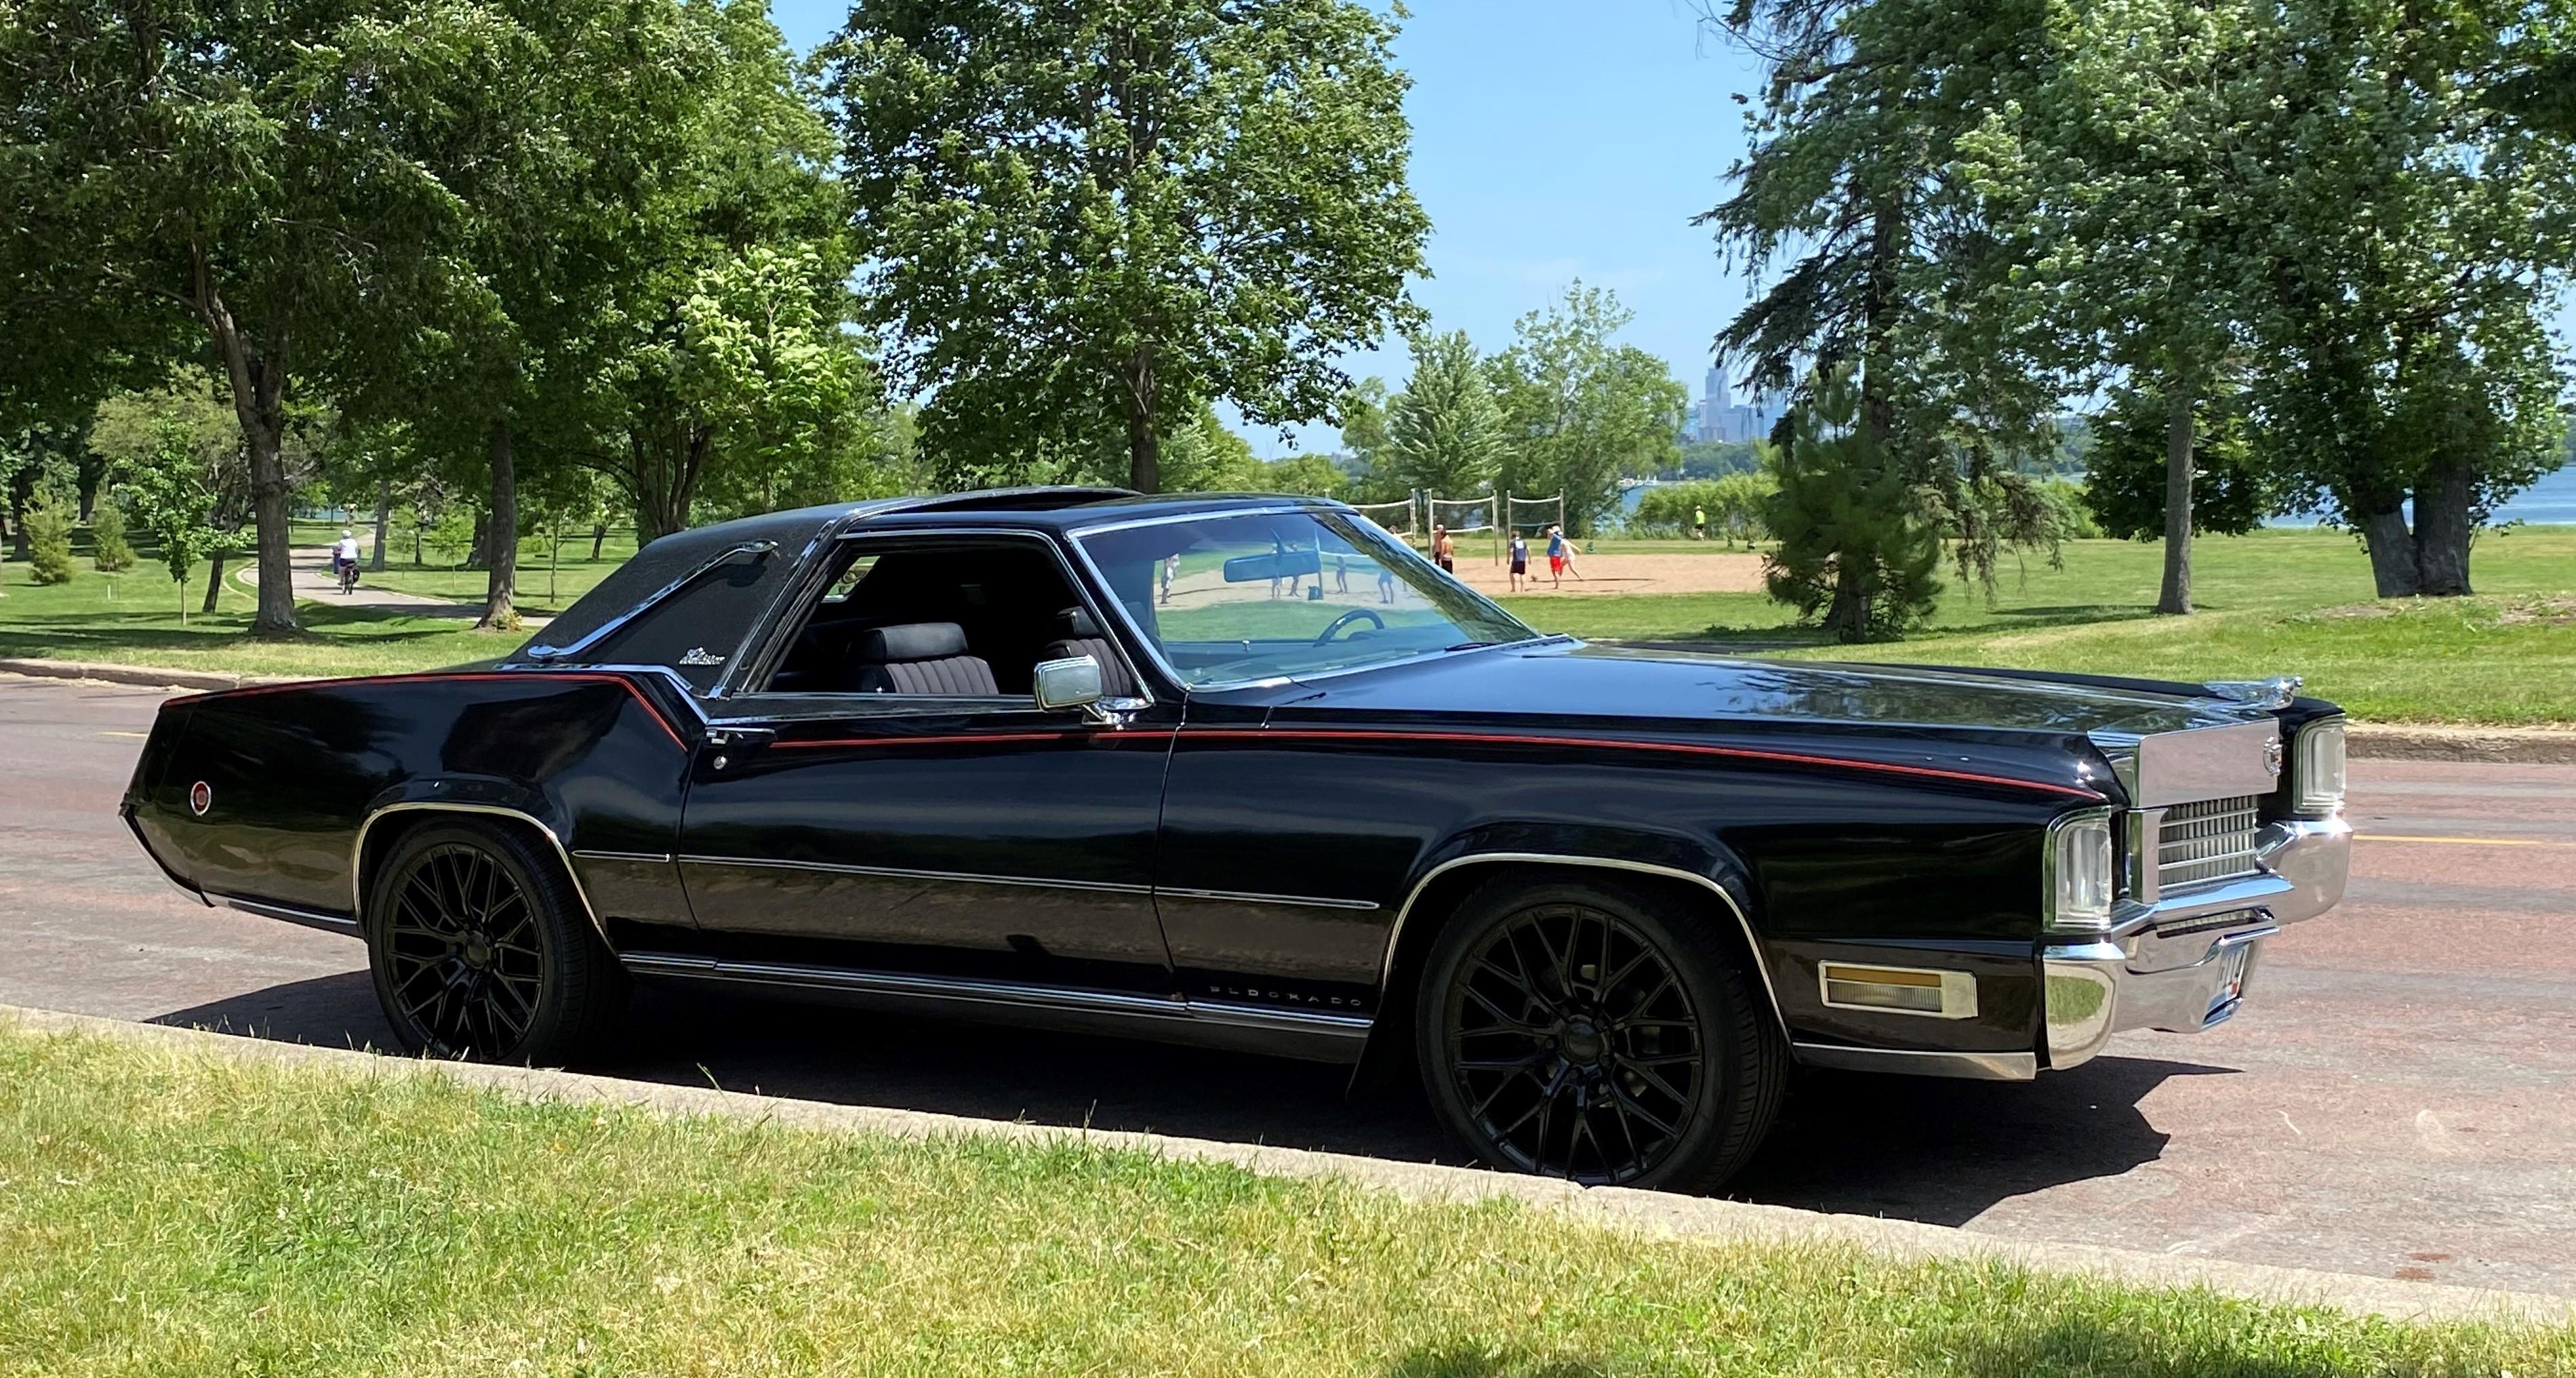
[1074,509,1539,687]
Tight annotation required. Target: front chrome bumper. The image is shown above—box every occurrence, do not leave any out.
[2042,813,2350,1070]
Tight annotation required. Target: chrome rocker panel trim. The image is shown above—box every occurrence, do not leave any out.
[212,893,363,937]
[621,952,1370,1063]
[1791,1044,2038,1082]
[2044,813,2350,1070]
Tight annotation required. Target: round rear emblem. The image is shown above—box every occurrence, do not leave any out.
[189,781,212,816]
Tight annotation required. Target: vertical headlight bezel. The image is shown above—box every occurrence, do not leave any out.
[2291,717,2348,817]
[2045,806,2118,932]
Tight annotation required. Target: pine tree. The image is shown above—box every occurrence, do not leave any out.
[89,498,136,571]
[1760,368,1939,642]
[24,491,76,585]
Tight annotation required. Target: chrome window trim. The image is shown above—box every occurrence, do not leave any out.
[679,853,1155,897]
[521,540,776,662]
[1376,852,1788,1040]
[1059,504,1545,695]
[721,525,1155,709]
[350,803,612,949]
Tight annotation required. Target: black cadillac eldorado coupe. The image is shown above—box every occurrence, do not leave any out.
[122,488,2351,1189]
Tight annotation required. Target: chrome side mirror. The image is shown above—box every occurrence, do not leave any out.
[1032,655,1105,717]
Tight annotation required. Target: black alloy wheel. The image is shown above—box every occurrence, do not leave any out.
[1417,876,1786,1192]
[366,819,626,1064]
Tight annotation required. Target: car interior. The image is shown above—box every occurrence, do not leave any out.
[764,540,1138,698]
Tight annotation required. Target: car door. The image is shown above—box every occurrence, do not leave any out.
[672,531,1180,996]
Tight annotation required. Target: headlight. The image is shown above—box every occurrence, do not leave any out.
[2046,807,2116,931]
[2292,718,2347,815]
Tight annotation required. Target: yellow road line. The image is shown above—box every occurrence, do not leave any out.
[2357,833,2576,849]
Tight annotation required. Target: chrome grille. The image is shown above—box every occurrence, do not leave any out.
[2157,795,2263,890]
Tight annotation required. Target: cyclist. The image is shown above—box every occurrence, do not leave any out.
[331,531,361,593]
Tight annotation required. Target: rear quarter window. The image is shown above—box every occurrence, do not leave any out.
[586,559,782,693]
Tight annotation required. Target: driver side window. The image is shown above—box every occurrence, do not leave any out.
[760,538,1115,699]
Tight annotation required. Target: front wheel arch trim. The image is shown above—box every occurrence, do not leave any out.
[352,803,611,952]
[1360,854,1789,1083]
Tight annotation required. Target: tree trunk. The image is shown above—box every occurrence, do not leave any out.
[370,483,390,572]
[2412,459,2474,596]
[2154,388,2194,615]
[203,548,226,616]
[590,522,607,561]
[2360,505,2421,597]
[7,466,33,561]
[198,272,300,637]
[1121,346,1161,493]
[466,511,490,571]
[479,420,519,630]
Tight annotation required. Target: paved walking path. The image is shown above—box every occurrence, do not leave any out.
[235,545,548,628]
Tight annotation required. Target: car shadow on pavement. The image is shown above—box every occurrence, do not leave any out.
[153,976,2226,1225]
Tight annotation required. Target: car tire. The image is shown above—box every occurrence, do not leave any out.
[365,818,627,1065]
[1414,873,1786,1192]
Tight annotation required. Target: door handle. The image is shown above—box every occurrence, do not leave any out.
[702,726,776,771]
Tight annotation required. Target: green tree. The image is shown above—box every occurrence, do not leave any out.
[24,490,77,585]
[1384,331,1508,500]
[119,420,224,621]
[1336,378,1400,501]
[828,0,1430,492]
[89,498,136,573]
[1957,0,2276,615]
[1486,285,1687,535]
[2235,0,2573,596]
[1700,0,2067,613]
[2082,384,2283,542]
[1763,368,1940,641]
[1,0,571,635]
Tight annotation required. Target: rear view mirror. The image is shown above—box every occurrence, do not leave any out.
[1033,655,1104,713]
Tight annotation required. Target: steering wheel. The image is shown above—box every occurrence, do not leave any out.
[1312,607,1385,645]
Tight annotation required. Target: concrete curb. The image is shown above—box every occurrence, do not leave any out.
[0,657,296,692]
[4,1004,2567,1328]
[2347,723,2576,765]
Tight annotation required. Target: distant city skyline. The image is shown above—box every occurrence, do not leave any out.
[769,0,2573,459]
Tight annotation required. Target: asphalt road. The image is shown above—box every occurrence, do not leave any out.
[5,672,2572,1295]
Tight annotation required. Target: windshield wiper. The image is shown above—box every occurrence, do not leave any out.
[1445,641,1498,652]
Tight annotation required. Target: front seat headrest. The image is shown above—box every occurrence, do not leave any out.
[858,622,970,662]
[1053,605,1103,639]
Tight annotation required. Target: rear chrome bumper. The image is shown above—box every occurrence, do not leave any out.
[2042,813,2350,1070]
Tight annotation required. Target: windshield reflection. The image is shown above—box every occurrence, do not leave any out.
[1075,510,1537,687]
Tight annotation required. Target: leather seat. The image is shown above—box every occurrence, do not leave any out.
[1039,605,1139,699]
[850,622,999,695]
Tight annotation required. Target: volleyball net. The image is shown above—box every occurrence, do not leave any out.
[1346,496,1419,540]
[1504,493,1566,534]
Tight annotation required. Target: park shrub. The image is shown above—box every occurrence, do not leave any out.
[1628,474,1775,544]
[24,491,78,585]
[90,498,137,571]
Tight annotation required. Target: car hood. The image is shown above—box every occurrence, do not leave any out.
[1273,639,2262,738]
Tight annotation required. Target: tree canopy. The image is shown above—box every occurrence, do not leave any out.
[826,0,1430,492]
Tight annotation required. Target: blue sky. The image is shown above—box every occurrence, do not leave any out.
[771,0,2571,458]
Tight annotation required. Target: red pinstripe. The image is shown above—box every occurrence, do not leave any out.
[1178,727,2102,801]
[186,671,691,751]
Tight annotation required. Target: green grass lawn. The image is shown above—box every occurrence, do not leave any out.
[0,550,527,678]
[3,1021,2566,1377]
[1495,526,2576,726]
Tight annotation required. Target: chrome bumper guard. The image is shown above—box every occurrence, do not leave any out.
[2042,814,2350,1070]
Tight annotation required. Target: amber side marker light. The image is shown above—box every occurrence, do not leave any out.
[1817,963,1979,1019]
